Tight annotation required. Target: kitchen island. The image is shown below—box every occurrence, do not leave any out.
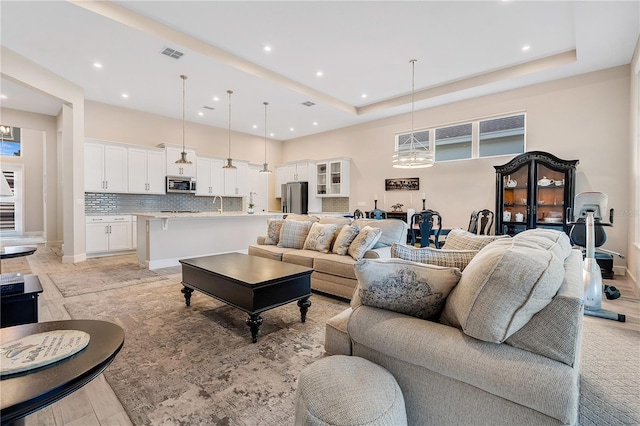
[134,212,283,270]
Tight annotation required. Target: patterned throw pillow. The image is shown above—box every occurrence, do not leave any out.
[264,219,284,245]
[332,224,361,255]
[277,220,313,249]
[303,222,339,253]
[354,258,462,320]
[441,228,510,251]
[348,226,383,260]
[391,243,478,271]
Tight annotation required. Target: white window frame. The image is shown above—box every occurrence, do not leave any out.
[0,164,24,235]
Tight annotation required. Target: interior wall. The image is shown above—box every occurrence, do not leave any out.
[629,36,640,285]
[84,101,284,211]
[0,108,57,241]
[284,66,631,267]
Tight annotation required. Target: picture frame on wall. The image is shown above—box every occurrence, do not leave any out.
[385,177,419,191]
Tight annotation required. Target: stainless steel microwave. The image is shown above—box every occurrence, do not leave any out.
[166,176,196,193]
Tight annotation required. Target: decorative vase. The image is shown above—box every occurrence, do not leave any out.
[247,208,254,214]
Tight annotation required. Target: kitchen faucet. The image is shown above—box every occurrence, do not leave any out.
[212,195,223,213]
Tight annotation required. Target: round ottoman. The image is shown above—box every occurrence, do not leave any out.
[294,355,407,426]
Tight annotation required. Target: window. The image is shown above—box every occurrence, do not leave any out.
[396,129,430,153]
[435,123,472,162]
[479,114,525,157]
[0,168,23,234]
[0,125,22,157]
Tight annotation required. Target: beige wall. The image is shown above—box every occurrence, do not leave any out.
[84,101,284,211]
[284,66,632,269]
[0,108,58,241]
[629,36,640,286]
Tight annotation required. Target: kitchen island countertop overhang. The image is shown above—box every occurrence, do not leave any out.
[134,211,284,270]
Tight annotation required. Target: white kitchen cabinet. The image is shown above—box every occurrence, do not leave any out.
[85,141,128,192]
[165,146,196,176]
[275,161,313,197]
[224,161,248,196]
[316,158,350,197]
[86,215,132,254]
[128,147,166,194]
[196,157,225,196]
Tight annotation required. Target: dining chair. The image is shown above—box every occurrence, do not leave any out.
[467,209,494,235]
[367,209,387,220]
[353,209,364,219]
[410,209,443,248]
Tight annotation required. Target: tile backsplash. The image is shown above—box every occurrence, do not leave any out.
[85,193,242,215]
[322,197,350,213]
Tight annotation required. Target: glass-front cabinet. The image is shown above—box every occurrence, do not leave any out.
[494,151,578,236]
[315,158,350,197]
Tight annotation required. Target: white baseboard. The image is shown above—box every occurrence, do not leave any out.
[613,266,626,276]
[62,253,87,264]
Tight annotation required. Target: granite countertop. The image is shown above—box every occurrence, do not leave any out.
[133,211,283,219]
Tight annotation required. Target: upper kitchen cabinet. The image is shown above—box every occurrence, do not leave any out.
[495,151,578,236]
[196,156,225,196]
[275,161,314,197]
[128,147,166,194]
[163,145,197,176]
[85,140,128,193]
[316,158,350,197]
[224,161,249,196]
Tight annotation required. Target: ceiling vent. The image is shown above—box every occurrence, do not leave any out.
[203,106,215,110]
[160,47,184,59]
[302,101,316,107]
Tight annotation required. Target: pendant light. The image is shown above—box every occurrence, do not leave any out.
[175,75,192,165]
[392,59,434,168]
[259,102,272,174]
[222,89,236,169]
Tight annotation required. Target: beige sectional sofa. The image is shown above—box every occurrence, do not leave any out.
[325,229,584,425]
[248,216,407,299]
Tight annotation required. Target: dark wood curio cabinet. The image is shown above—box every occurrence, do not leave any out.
[494,151,578,236]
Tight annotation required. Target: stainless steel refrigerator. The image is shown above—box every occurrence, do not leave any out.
[281,181,309,214]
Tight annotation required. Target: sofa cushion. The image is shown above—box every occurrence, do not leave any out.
[324,308,353,356]
[353,219,407,248]
[505,249,584,366]
[440,239,565,343]
[332,224,360,255]
[512,228,573,260]
[282,249,326,268]
[354,258,462,321]
[441,228,510,251]
[391,243,478,271]
[248,244,296,261]
[319,217,352,227]
[284,214,319,222]
[264,219,284,245]
[277,220,313,249]
[348,226,382,260]
[303,222,338,253]
[314,253,357,280]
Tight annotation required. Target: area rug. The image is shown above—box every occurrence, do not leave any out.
[64,278,640,426]
[64,279,347,425]
[49,262,170,297]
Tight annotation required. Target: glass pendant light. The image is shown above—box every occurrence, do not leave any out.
[175,75,192,164]
[392,59,434,168]
[259,102,272,174]
[222,89,236,169]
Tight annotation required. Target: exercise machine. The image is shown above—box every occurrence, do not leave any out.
[569,192,625,322]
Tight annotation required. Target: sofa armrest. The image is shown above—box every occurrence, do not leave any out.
[363,246,391,259]
[348,305,578,424]
[257,235,266,245]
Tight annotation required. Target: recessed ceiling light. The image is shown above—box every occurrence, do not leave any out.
[313,122,318,126]
[252,124,258,129]
[264,45,272,52]
[316,71,323,77]
[121,93,129,98]
[213,96,219,101]
[93,62,103,69]
[522,45,531,51]
[0,94,7,99]
[198,112,204,116]
[361,93,367,98]
[289,127,295,131]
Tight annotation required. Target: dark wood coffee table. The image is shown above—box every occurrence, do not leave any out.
[179,253,313,343]
[0,320,124,425]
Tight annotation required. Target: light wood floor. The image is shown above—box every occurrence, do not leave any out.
[3,246,639,425]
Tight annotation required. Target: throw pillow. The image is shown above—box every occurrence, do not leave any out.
[303,222,339,253]
[277,220,313,249]
[348,226,382,260]
[391,243,478,271]
[353,219,408,249]
[354,258,462,320]
[264,219,284,245]
[332,224,361,255]
[440,240,565,343]
[441,228,510,251]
